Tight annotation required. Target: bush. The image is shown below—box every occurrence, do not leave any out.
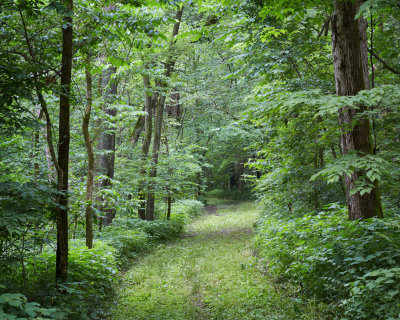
[100,222,151,265]
[342,268,400,320]
[172,199,204,221]
[254,204,400,319]
[1,198,204,320]
[21,240,117,320]
[100,215,186,263]
[100,198,204,252]
[0,290,56,319]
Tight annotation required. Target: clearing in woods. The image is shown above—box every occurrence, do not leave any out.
[112,199,322,320]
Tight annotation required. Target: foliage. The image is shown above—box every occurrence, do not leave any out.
[254,205,400,318]
[0,291,56,320]
[12,241,118,320]
[1,0,400,318]
[171,199,205,220]
[342,268,400,320]
[100,199,204,266]
[100,226,151,264]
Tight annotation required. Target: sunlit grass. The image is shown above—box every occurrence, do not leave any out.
[112,200,328,320]
[188,201,258,235]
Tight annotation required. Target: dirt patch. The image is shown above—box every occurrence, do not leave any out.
[193,292,206,320]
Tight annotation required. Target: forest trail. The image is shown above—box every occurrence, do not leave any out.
[112,200,319,320]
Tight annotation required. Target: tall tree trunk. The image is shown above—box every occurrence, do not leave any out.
[163,119,173,220]
[146,7,184,220]
[146,94,165,221]
[83,58,94,249]
[138,73,153,219]
[56,0,73,282]
[331,0,383,220]
[97,66,117,226]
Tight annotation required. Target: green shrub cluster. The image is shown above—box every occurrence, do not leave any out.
[254,204,400,319]
[1,199,204,319]
[99,199,203,264]
[172,199,205,221]
[0,289,56,319]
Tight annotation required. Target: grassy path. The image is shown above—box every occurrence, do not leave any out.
[112,200,321,320]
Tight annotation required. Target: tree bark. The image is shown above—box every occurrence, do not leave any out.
[331,0,383,220]
[56,0,73,282]
[138,73,154,219]
[163,118,173,220]
[146,7,184,220]
[131,108,145,145]
[97,66,117,226]
[83,58,94,249]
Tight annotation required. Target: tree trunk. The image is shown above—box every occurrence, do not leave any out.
[331,0,383,220]
[146,7,184,220]
[97,66,117,226]
[33,107,43,176]
[167,196,172,220]
[83,58,94,249]
[163,119,173,220]
[138,73,154,219]
[146,94,165,221]
[131,109,145,145]
[56,0,73,282]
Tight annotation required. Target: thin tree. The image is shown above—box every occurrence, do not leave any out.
[83,56,94,248]
[56,0,73,281]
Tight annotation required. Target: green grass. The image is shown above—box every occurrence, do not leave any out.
[112,201,326,320]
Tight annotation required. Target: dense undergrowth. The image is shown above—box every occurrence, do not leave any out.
[254,204,400,320]
[0,199,204,320]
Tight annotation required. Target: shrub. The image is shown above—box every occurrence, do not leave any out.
[0,290,56,319]
[2,198,204,319]
[172,199,204,221]
[100,221,151,265]
[254,204,400,318]
[141,219,185,241]
[21,240,117,320]
[342,268,400,320]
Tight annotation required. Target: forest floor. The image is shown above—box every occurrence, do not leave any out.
[111,199,323,320]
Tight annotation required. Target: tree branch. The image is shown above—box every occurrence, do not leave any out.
[36,89,63,178]
[368,48,400,75]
